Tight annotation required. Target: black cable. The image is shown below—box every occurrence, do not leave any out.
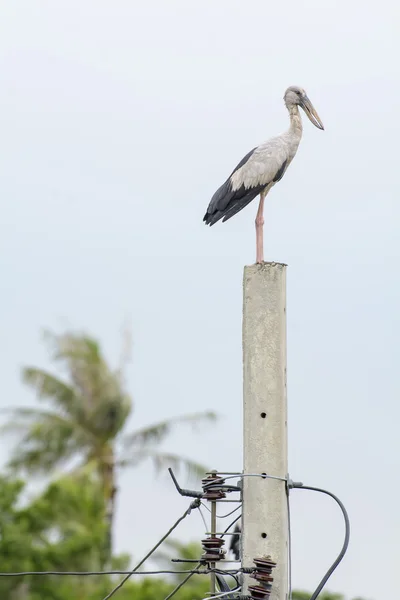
[102,498,201,600]
[292,484,350,600]
[162,568,241,600]
[215,572,238,600]
[201,502,241,519]
[0,569,218,578]
[162,562,202,600]
[214,569,239,588]
[219,514,241,538]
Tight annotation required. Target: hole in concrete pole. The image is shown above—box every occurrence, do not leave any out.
[260,412,267,418]
[261,532,267,539]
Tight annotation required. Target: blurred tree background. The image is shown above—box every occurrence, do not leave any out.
[0,330,369,600]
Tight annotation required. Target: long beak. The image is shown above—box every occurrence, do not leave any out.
[300,96,324,130]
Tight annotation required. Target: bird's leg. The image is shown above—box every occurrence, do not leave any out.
[255,191,266,264]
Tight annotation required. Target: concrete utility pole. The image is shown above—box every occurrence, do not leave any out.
[242,262,288,600]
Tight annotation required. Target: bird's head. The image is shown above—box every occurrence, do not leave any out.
[284,86,324,130]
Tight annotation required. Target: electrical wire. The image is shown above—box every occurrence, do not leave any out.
[164,560,243,600]
[219,514,241,539]
[198,505,209,531]
[292,484,350,600]
[0,569,216,578]
[215,572,239,600]
[203,587,241,600]
[214,569,239,588]
[162,562,202,600]
[102,498,201,600]
[201,502,242,519]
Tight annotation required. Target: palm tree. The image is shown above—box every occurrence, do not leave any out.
[2,330,216,565]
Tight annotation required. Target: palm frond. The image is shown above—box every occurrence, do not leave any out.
[33,331,133,438]
[0,406,74,427]
[0,406,96,444]
[118,450,208,482]
[122,411,217,449]
[42,330,108,400]
[59,332,130,421]
[0,407,91,474]
[22,368,78,414]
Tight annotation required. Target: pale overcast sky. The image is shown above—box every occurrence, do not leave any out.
[0,2,398,599]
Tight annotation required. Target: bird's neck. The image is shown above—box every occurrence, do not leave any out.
[288,105,303,136]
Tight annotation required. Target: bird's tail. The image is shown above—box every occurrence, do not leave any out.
[204,186,262,226]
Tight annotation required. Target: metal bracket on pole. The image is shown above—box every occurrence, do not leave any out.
[168,467,203,498]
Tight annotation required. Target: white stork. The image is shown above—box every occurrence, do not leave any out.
[203,86,324,263]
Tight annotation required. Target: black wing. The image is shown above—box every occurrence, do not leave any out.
[203,147,287,226]
[203,148,257,226]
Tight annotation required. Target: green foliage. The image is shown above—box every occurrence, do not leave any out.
[0,472,108,598]
[0,476,33,597]
[292,593,344,600]
[292,593,370,600]
[0,473,189,599]
[0,473,208,599]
